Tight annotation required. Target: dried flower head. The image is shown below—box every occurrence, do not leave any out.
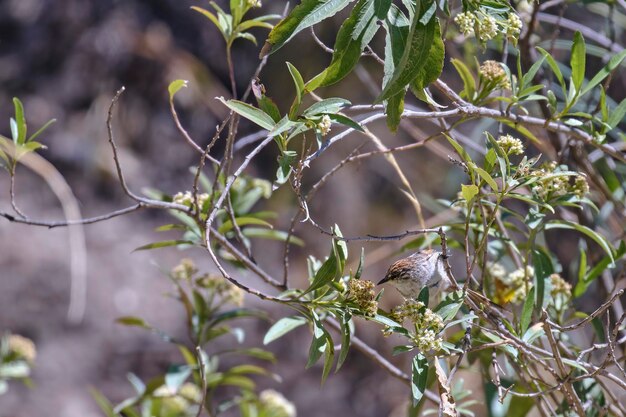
[480,61,511,90]
[259,389,297,417]
[8,334,36,363]
[172,258,198,281]
[347,279,378,316]
[497,134,524,155]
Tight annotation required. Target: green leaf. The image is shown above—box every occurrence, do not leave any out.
[302,98,351,117]
[354,247,365,279]
[321,333,335,384]
[168,79,188,100]
[445,133,473,165]
[451,58,476,100]
[133,240,195,251]
[305,0,381,92]
[27,118,56,143]
[570,31,586,93]
[533,249,552,314]
[520,286,535,334]
[192,6,226,38]
[217,98,276,130]
[261,0,354,57]
[376,4,436,103]
[411,353,428,406]
[286,62,305,117]
[307,315,328,368]
[90,389,118,417]
[461,184,478,203]
[574,240,625,298]
[545,220,614,263]
[582,49,626,96]
[536,47,565,92]
[608,97,626,129]
[218,216,273,234]
[326,113,364,132]
[116,316,150,328]
[12,98,27,145]
[305,248,338,294]
[336,312,352,370]
[474,165,498,192]
[241,228,304,245]
[409,17,444,93]
[385,91,405,132]
[264,316,308,344]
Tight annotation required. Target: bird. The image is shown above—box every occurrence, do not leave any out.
[378,249,504,314]
[378,249,452,299]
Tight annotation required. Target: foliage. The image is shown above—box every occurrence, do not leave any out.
[3,0,626,416]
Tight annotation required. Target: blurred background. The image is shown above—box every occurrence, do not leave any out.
[0,0,624,416]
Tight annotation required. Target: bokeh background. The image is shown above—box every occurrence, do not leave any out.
[1,0,624,416]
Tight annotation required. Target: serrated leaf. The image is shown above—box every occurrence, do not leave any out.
[261,0,355,57]
[264,316,308,344]
[375,4,436,103]
[305,0,381,92]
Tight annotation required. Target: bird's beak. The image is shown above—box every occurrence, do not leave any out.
[377,276,390,285]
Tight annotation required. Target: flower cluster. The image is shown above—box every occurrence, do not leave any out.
[391,300,444,352]
[490,263,534,304]
[173,191,210,210]
[347,279,378,316]
[232,176,272,199]
[153,383,201,414]
[247,0,262,7]
[172,258,198,281]
[506,13,523,38]
[317,115,332,136]
[454,10,523,42]
[480,61,511,91]
[259,389,297,417]
[532,162,589,200]
[197,274,244,306]
[496,134,524,155]
[7,334,36,364]
[550,273,572,308]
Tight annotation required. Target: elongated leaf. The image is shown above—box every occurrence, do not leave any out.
[326,113,363,132]
[264,316,308,344]
[533,249,552,314]
[545,220,614,263]
[116,316,150,328]
[537,47,565,92]
[133,240,195,251]
[336,312,352,370]
[409,17,444,93]
[303,98,351,116]
[286,62,305,116]
[574,240,626,298]
[474,166,498,192]
[218,217,273,234]
[218,98,276,130]
[305,0,381,92]
[261,0,355,57]
[411,354,428,406]
[608,97,626,129]
[451,59,476,100]
[12,98,27,145]
[570,31,586,93]
[520,286,535,334]
[376,4,436,102]
[582,49,626,96]
[242,228,304,245]
[192,6,226,39]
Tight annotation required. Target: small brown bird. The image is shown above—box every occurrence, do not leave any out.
[378,249,453,298]
[379,249,506,316]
